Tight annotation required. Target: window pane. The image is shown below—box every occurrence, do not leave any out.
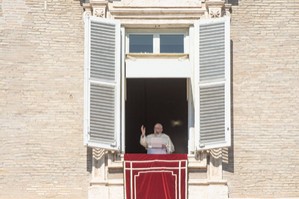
[160,35,184,53]
[129,35,153,53]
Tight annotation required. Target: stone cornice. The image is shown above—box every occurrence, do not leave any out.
[108,1,205,22]
[206,0,226,7]
[83,1,207,26]
[83,0,232,18]
[109,7,206,19]
[206,0,232,17]
[83,0,232,25]
[110,5,205,27]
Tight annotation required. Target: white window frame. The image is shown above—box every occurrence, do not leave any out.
[83,16,231,153]
[126,29,189,54]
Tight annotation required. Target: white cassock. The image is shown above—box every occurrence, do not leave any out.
[140,133,175,154]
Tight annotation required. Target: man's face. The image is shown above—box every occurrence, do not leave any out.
[154,124,163,134]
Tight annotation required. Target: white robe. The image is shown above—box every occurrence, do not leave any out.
[140,133,175,154]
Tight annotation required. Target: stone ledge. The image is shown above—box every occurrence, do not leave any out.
[110,7,205,15]
[108,160,123,168]
[90,179,124,186]
[108,154,207,170]
[188,153,208,169]
[126,53,189,60]
[111,0,202,8]
[188,179,227,185]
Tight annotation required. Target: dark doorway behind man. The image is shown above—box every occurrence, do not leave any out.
[125,78,188,154]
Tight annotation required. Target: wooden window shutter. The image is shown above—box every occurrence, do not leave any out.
[194,17,231,150]
[84,16,121,150]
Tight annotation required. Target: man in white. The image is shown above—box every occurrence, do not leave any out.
[140,123,175,154]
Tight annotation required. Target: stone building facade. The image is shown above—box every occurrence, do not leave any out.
[0,0,298,199]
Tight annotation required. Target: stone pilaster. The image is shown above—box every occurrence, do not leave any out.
[92,148,107,181]
[208,148,223,180]
[83,3,92,17]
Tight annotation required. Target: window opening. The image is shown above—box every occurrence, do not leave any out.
[127,31,186,54]
[160,35,184,53]
[129,34,153,53]
[125,78,188,154]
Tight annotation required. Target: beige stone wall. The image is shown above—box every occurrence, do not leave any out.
[1,0,299,198]
[224,0,299,198]
[0,0,89,199]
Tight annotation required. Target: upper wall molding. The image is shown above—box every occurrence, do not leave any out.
[83,0,231,27]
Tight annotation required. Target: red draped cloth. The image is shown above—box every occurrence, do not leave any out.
[124,154,187,199]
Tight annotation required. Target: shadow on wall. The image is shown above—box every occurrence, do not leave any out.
[223,39,234,173]
[87,147,92,173]
[80,0,88,6]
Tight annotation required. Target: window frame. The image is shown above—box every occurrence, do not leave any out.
[125,29,189,54]
[84,17,231,153]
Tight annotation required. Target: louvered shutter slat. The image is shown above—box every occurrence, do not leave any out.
[199,21,225,83]
[90,83,115,144]
[199,85,225,145]
[90,20,116,81]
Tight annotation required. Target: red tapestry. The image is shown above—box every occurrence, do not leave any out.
[124,154,187,199]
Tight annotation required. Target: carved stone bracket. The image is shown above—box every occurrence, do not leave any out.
[83,3,92,18]
[94,8,106,18]
[210,9,221,18]
[89,0,108,18]
[208,148,223,180]
[91,148,108,180]
[93,148,107,160]
[206,0,231,18]
[210,148,222,159]
[91,148,121,181]
[224,3,232,17]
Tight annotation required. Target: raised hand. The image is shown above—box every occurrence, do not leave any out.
[141,125,146,137]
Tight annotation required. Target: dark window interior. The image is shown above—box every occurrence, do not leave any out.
[125,78,188,154]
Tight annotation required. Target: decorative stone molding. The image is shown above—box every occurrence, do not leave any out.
[82,0,231,25]
[224,3,232,17]
[210,9,221,18]
[205,0,231,18]
[93,148,107,160]
[94,8,105,18]
[91,148,122,183]
[91,148,107,181]
[210,148,222,159]
[188,151,208,169]
[208,148,223,180]
[83,0,207,27]
[109,5,205,26]
[83,3,92,18]
[89,0,108,18]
